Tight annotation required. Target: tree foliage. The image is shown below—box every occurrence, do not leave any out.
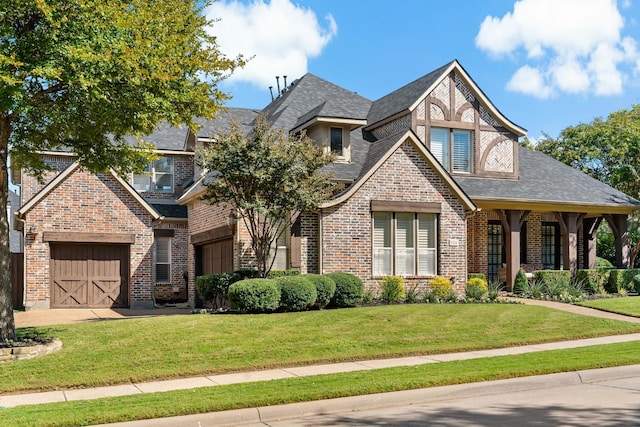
[535,105,640,266]
[198,116,335,278]
[0,0,244,342]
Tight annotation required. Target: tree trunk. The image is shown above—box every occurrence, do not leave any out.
[0,117,17,342]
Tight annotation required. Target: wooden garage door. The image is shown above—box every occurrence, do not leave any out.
[50,244,129,308]
[201,238,233,275]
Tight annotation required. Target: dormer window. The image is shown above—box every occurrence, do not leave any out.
[430,128,472,173]
[330,127,343,156]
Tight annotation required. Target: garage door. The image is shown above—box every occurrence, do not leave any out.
[50,243,129,308]
[200,238,233,275]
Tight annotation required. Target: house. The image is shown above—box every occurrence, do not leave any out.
[12,59,640,310]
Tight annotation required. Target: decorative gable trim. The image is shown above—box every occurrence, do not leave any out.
[320,131,476,211]
[16,162,161,221]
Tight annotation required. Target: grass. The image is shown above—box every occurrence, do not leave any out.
[3,340,640,427]
[4,304,640,395]
[576,296,640,317]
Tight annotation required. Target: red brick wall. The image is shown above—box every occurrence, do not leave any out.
[153,222,189,302]
[317,140,468,292]
[22,167,155,309]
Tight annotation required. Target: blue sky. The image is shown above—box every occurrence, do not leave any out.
[207,0,640,140]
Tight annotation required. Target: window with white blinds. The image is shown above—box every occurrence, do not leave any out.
[373,212,392,276]
[155,237,171,283]
[270,223,289,271]
[430,128,450,171]
[452,130,471,173]
[431,128,472,173]
[373,212,437,277]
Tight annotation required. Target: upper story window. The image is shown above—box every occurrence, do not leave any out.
[133,157,174,193]
[330,127,343,157]
[430,128,472,173]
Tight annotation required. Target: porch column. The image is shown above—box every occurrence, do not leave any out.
[605,214,630,268]
[556,212,583,276]
[582,217,602,269]
[497,209,530,291]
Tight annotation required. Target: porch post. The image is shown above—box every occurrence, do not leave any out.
[556,212,583,276]
[497,209,530,291]
[605,214,630,268]
[582,217,602,269]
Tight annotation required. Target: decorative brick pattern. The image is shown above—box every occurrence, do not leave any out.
[454,74,475,117]
[370,115,412,140]
[432,78,449,106]
[484,139,514,173]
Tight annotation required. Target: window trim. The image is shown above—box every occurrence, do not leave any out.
[132,157,175,193]
[430,127,473,174]
[155,236,171,283]
[372,211,438,277]
[329,127,344,157]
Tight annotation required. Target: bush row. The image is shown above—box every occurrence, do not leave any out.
[197,271,363,313]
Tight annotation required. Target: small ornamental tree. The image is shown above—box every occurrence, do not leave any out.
[198,116,335,278]
[0,0,244,342]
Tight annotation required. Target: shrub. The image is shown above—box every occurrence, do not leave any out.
[378,276,405,304]
[517,279,545,299]
[514,269,528,294]
[532,270,571,286]
[429,276,453,300]
[576,269,610,294]
[404,285,423,303]
[304,274,336,308]
[567,278,587,299]
[277,276,317,311]
[230,269,260,282]
[267,270,301,279]
[195,273,232,309]
[465,277,488,301]
[486,281,503,302]
[607,269,640,294]
[326,272,364,307]
[543,273,569,299]
[227,279,281,313]
[633,274,640,293]
[468,273,486,281]
[596,257,614,269]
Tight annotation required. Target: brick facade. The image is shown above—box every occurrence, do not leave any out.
[317,140,467,292]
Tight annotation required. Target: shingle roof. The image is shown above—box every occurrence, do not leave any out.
[367,61,454,127]
[261,73,371,131]
[151,203,188,219]
[455,147,640,209]
[124,121,190,151]
[194,107,260,139]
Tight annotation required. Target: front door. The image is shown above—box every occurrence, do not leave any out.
[487,221,504,282]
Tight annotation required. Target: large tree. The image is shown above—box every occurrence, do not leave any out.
[0,0,244,342]
[198,116,335,278]
[535,105,640,266]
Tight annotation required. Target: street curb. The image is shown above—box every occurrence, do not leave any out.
[97,364,640,427]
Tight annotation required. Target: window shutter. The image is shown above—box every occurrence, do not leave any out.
[155,237,171,282]
[430,128,450,171]
[417,214,437,276]
[452,130,471,173]
[396,213,415,276]
[373,212,392,276]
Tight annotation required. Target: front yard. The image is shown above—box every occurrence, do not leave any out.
[577,296,640,317]
[4,303,640,394]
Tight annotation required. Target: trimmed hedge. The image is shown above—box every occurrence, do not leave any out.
[576,269,610,294]
[195,273,233,308]
[277,276,317,311]
[607,269,640,293]
[304,274,336,308]
[429,276,453,299]
[228,279,281,313]
[532,270,571,284]
[467,273,486,281]
[326,272,364,308]
[267,270,302,279]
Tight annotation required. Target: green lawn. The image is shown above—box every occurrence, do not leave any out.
[576,296,640,317]
[4,304,640,395]
[4,341,640,427]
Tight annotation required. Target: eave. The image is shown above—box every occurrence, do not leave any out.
[474,198,639,215]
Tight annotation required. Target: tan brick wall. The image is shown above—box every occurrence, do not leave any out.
[22,167,155,309]
[317,140,468,292]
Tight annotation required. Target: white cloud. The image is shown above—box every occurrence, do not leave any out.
[205,0,337,89]
[475,0,639,97]
[506,65,553,99]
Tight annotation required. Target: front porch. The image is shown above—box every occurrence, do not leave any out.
[468,209,631,290]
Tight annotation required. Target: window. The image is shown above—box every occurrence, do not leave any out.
[155,237,171,283]
[330,127,343,156]
[430,128,472,173]
[542,222,562,270]
[373,212,437,277]
[133,157,174,193]
[270,223,289,271]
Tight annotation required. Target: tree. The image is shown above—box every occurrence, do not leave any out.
[198,116,335,278]
[0,0,244,342]
[535,105,640,266]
